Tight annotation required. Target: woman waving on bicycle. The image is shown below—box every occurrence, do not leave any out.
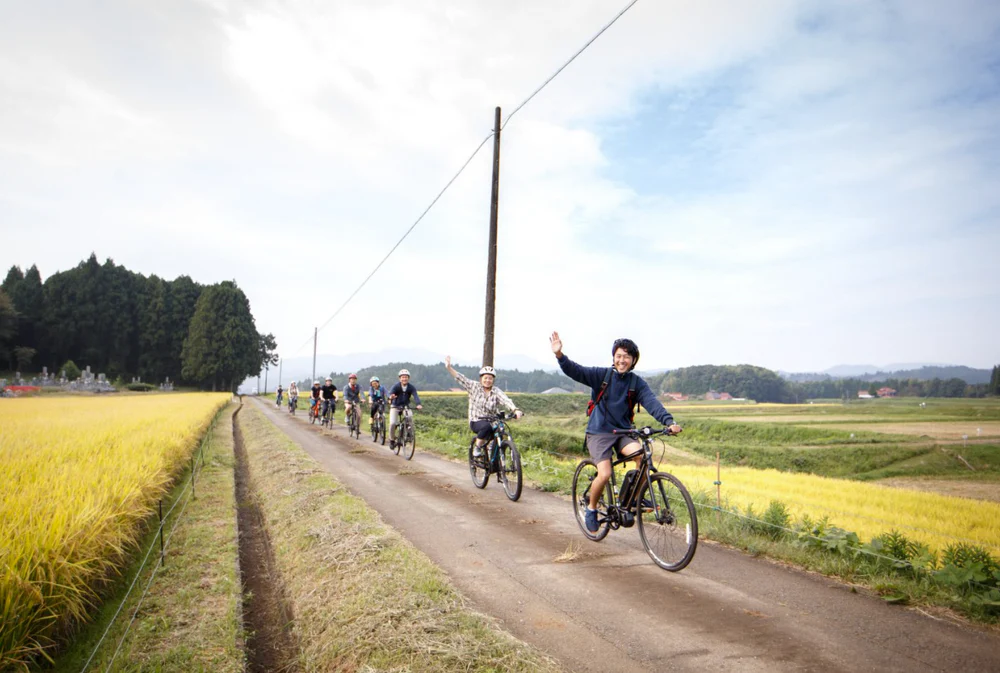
[444,356,522,457]
[550,332,682,533]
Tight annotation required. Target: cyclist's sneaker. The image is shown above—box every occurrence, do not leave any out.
[640,498,654,510]
[472,444,483,458]
[585,508,599,533]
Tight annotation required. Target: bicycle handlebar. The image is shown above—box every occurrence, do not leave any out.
[612,426,677,438]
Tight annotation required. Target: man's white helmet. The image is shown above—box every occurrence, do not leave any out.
[479,366,497,377]
[313,380,320,385]
[398,369,410,377]
[370,376,380,383]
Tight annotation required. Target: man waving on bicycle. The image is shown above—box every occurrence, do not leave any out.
[444,356,522,457]
[550,332,682,533]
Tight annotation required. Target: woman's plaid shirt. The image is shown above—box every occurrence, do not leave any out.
[454,372,518,421]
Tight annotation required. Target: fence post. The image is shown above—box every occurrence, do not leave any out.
[714,452,721,509]
[158,500,165,566]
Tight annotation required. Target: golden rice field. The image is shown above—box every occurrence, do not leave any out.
[670,465,1000,558]
[0,393,230,669]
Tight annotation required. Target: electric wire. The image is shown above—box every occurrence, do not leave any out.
[501,0,641,129]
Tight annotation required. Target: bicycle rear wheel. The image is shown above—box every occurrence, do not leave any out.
[469,440,489,488]
[499,439,522,502]
[572,460,610,541]
[400,418,415,460]
[636,472,698,571]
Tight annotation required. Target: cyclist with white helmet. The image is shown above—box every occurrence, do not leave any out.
[444,356,522,456]
[343,374,363,424]
[320,377,338,420]
[366,375,388,421]
[388,369,423,448]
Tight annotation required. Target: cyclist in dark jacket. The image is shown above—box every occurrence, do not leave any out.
[388,369,423,448]
[550,331,682,533]
[320,378,337,419]
[343,374,364,424]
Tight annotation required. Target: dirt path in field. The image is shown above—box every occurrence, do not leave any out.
[253,399,1000,673]
[233,404,299,672]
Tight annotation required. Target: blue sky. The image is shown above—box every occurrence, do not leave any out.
[1,0,997,374]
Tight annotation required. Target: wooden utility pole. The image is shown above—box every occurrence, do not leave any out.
[278,358,283,388]
[483,106,502,368]
[312,327,318,382]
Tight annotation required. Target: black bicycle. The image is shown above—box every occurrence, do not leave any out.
[390,405,416,460]
[346,402,362,439]
[572,426,698,571]
[370,401,386,445]
[468,411,523,501]
[320,398,335,427]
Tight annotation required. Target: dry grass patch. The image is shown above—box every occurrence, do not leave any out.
[238,406,562,673]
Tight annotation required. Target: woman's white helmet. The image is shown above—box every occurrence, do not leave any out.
[370,376,380,383]
[479,366,497,377]
[398,369,410,377]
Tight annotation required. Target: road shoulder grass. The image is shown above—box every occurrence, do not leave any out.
[238,405,563,672]
[44,403,244,673]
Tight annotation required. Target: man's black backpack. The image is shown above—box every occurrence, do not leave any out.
[586,368,640,425]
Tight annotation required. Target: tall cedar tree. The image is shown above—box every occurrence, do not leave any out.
[181,281,260,391]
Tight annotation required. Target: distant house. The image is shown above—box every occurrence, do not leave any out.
[704,390,732,401]
[664,392,688,401]
[539,387,572,395]
[877,387,897,398]
[858,390,873,399]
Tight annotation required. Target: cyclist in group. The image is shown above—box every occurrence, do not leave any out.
[287,381,299,413]
[444,356,522,456]
[309,380,322,418]
[320,377,338,421]
[388,369,423,448]
[343,374,363,425]
[549,332,682,533]
[276,384,283,408]
[366,375,388,424]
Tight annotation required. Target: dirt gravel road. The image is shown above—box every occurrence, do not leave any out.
[254,400,1000,673]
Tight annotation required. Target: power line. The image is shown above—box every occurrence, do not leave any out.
[293,0,643,355]
[502,0,641,130]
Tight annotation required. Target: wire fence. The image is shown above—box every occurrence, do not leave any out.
[78,411,220,673]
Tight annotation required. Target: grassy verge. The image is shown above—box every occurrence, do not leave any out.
[237,405,562,672]
[43,404,243,673]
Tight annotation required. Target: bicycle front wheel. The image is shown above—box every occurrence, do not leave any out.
[371,414,379,442]
[499,439,522,502]
[379,416,386,445]
[572,460,610,541]
[636,472,698,571]
[400,418,415,460]
[469,440,489,488]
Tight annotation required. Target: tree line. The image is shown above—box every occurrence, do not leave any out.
[642,365,996,402]
[291,363,998,400]
[0,254,276,391]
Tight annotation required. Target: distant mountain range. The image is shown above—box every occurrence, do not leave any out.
[780,364,991,385]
